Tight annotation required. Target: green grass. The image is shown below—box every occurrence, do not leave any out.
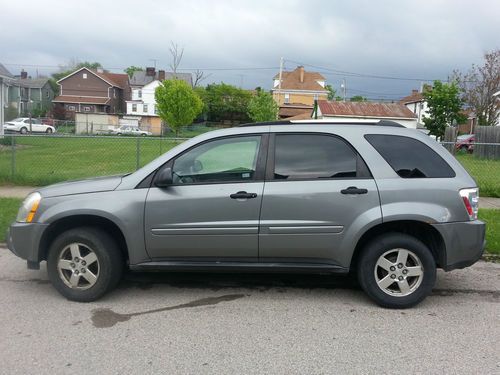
[0,136,182,186]
[455,153,500,198]
[479,209,500,255]
[0,198,22,243]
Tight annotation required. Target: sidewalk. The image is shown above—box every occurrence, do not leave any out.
[1,185,500,209]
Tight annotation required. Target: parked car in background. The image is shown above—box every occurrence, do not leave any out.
[455,134,475,153]
[7,120,485,308]
[3,118,56,134]
[111,126,152,136]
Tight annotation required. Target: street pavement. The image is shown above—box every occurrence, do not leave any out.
[0,247,499,374]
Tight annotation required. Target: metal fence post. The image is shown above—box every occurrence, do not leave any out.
[136,137,140,170]
[11,135,16,179]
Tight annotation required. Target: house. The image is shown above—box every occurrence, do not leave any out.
[0,63,13,130]
[14,71,54,115]
[399,89,429,126]
[271,66,329,119]
[126,67,193,135]
[315,100,418,128]
[52,67,129,119]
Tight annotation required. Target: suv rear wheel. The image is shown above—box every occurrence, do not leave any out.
[47,227,123,302]
[357,233,436,308]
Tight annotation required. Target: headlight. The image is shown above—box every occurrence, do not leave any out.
[16,192,42,223]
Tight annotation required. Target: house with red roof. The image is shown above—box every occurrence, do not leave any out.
[52,67,129,119]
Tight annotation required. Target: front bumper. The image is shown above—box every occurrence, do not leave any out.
[6,222,49,268]
[432,220,486,271]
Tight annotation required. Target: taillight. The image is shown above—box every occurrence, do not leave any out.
[459,188,479,220]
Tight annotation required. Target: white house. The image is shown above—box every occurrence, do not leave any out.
[126,80,162,134]
[399,89,429,127]
[315,100,418,128]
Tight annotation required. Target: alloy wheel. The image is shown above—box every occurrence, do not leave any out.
[57,243,100,290]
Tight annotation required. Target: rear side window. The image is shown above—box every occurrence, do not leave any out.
[365,134,455,178]
[273,134,360,179]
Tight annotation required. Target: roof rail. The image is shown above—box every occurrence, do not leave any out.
[239,119,405,128]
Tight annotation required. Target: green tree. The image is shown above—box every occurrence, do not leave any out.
[124,66,144,78]
[349,95,367,102]
[422,80,466,139]
[155,79,203,136]
[247,91,278,122]
[203,83,252,122]
[325,84,342,101]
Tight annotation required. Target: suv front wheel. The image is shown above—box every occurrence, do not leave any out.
[357,233,436,308]
[47,227,123,302]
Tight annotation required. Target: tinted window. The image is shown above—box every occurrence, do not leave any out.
[365,134,455,178]
[173,136,261,184]
[273,134,358,179]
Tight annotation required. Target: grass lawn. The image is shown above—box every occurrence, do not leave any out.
[455,153,500,198]
[1,197,499,256]
[0,136,182,186]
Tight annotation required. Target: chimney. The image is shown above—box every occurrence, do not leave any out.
[158,70,165,81]
[299,66,305,83]
[20,70,28,79]
[146,67,156,77]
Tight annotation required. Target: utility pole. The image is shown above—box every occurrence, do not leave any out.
[149,59,158,68]
[341,79,347,102]
[277,57,284,107]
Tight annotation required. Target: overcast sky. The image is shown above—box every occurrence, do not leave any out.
[1,0,499,100]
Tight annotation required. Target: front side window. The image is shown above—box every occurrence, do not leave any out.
[132,104,137,112]
[143,104,148,113]
[365,134,455,178]
[273,134,358,179]
[172,136,261,184]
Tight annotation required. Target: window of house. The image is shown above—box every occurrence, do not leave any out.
[138,90,142,98]
[45,90,49,98]
[68,105,76,111]
[83,73,87,79]
[132,104,137,112]
[154,105,157,114]
[284,93,290,104]
[273,134,358,180]
[365,134,455,178]
[143,104,148,113]
[113,89,116,98]
[83,106,91,112]
[172,136,261,184]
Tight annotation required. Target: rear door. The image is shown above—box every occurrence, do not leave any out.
[259,133,381,266]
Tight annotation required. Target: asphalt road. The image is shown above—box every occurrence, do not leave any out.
[0,247,498,375]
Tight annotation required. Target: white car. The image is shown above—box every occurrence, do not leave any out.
[111,126,152,136]
[3,118,56,134]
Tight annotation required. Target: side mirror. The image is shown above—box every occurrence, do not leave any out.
[155,167,173,187]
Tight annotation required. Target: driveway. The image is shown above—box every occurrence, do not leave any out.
[0,247,498,374]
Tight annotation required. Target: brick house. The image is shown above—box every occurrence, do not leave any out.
[52,67,129,119]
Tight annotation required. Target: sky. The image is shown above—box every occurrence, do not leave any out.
[1,0,499,100]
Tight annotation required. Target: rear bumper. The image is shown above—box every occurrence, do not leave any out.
[6,222,49,268]
[432,220,486,271]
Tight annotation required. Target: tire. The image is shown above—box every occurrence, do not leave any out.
[47,227,124,302]
[20,127,28,134]
[357,233,436,309]
[46,128,53,134]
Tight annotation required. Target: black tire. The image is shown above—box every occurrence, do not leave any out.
[357,233,436,309]
[20,127,28,134]
[47,227,123,302]
[46,128,53,134]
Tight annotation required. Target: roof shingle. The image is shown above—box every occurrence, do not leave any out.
[273,66,327,92]
[318,100,417,119]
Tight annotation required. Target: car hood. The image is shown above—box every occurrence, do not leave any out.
[37,175,125,198]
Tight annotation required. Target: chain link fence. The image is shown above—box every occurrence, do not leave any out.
[0,135,499,197]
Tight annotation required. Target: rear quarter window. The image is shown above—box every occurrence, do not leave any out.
[365,134,455,178]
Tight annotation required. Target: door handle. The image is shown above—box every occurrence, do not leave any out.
[230,191,258,199]
[341,186,368,195]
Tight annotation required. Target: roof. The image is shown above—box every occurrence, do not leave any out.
[273,66,327,92]
[285,111,313,120]
[279,104,313,118]
[16,78,50,89]
[0,63,13,79]
[57,67,127,88]
[399,90,424,104]
[52,96,110,105]
[129,70,193,87]
[318,100,417,119]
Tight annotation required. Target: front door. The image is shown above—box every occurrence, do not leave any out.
[145,134,266,260]
[259,133,381,267]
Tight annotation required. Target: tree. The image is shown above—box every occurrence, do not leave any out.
[422,80,466,139]
[454,49,500,126]
[193,69,211,87]
[169,42,184,74]
[155,79,203,136]
[349,95,367,102]
[203,83,252,122]
[325,84,342,101]
[124,66,143,78]
[247,91,278,122]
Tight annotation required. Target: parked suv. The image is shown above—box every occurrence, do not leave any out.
[6,120,485,308]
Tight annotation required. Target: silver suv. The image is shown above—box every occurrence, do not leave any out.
[6,121,485,308]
